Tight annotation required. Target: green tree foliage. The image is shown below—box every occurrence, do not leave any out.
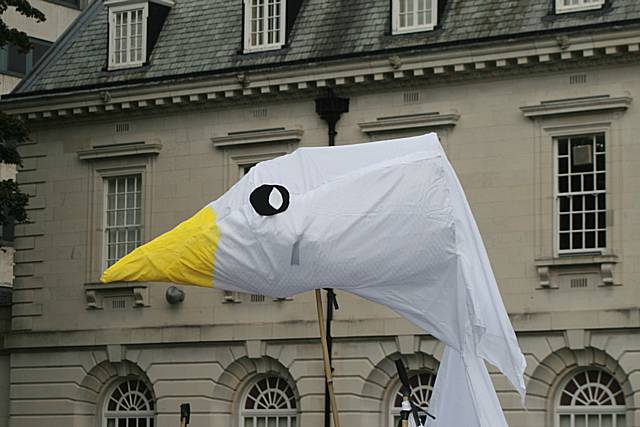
[0,0,45,229]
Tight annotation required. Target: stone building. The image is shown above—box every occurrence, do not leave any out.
[0,1,90,425]
[1,0,640,426]
[0,0,91,95]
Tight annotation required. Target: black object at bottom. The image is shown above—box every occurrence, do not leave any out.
[180,403,191,424]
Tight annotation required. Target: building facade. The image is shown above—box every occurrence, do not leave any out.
[0,1,90,425]
[1,0,640,426]
[0,0,90,95]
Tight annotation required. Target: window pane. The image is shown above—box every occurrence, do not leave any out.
[559,157,568,174]
[585,231,595,248]
[559,176,568,193]
[583,174,593,191]
[571,175,582,192]
[573,196,583,211]
[7,44,27,75]
[585,213,595,229]
[598,212,606,229]
[572,213,582,230]
[572,232,582,249]
[618,414,626,427]
[558,138,568,155]
[595,133,605,151]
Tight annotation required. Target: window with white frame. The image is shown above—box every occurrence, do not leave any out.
[389,371,436,426]
[556,369,626,427]
[103,378,155,427]
[556,0,605,13]
[108,4,148,69]
[104,174,143,268]
[392,0,437,34]
[556,133,606,254]
[244,0,286,52]
[241,376,298,427]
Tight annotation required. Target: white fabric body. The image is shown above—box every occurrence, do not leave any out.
[210,133,526,426]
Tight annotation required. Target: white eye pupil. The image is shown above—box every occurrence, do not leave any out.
[268,187,284,210]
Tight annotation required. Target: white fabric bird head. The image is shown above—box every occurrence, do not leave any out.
[102,133,526,427]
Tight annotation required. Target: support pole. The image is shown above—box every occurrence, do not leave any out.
[315,289,341,427]
[324,288,337,427]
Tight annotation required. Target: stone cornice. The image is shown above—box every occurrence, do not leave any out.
[520,96,632,118]
[358,112,460,135]
[77,142,162,160]
[212,128,304,148]
[3,29,640,121]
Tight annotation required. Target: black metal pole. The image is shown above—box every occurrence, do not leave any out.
[315,90,349,427]
[324,289,335,427]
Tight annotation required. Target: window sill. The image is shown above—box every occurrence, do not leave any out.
[534,254,619,289]
[555,4,604,14]
[243,44,286,54]
[84,282,149,309]
[77,142,162,161]
[392,25,436,35]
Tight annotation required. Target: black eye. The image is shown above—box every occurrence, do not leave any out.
[250,184,290,216]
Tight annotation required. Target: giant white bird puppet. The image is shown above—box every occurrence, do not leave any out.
[102,133,526,427]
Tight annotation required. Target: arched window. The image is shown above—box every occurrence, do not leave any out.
[389,371,436,427]
[103,378,155,427]
[241,375,298,427]
[556,369,626,427]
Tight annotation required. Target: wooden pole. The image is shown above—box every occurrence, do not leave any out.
[315,289,341,427]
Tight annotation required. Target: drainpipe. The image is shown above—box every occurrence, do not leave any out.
[315,89,349,427]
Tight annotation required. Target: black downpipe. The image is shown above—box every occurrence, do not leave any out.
[315,90,349,427]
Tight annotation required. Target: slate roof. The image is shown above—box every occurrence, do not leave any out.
[10,0,640,96]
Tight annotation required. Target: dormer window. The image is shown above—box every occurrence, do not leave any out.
[244,0,286,52]
[108,4,148,69]
[106,0,173,70]
[556,0,605,13]
[392,0,437,35]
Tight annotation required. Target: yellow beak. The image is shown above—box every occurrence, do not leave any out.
[100,206,220,287]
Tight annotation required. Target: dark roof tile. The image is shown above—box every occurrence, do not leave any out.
[12,0,640,95]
